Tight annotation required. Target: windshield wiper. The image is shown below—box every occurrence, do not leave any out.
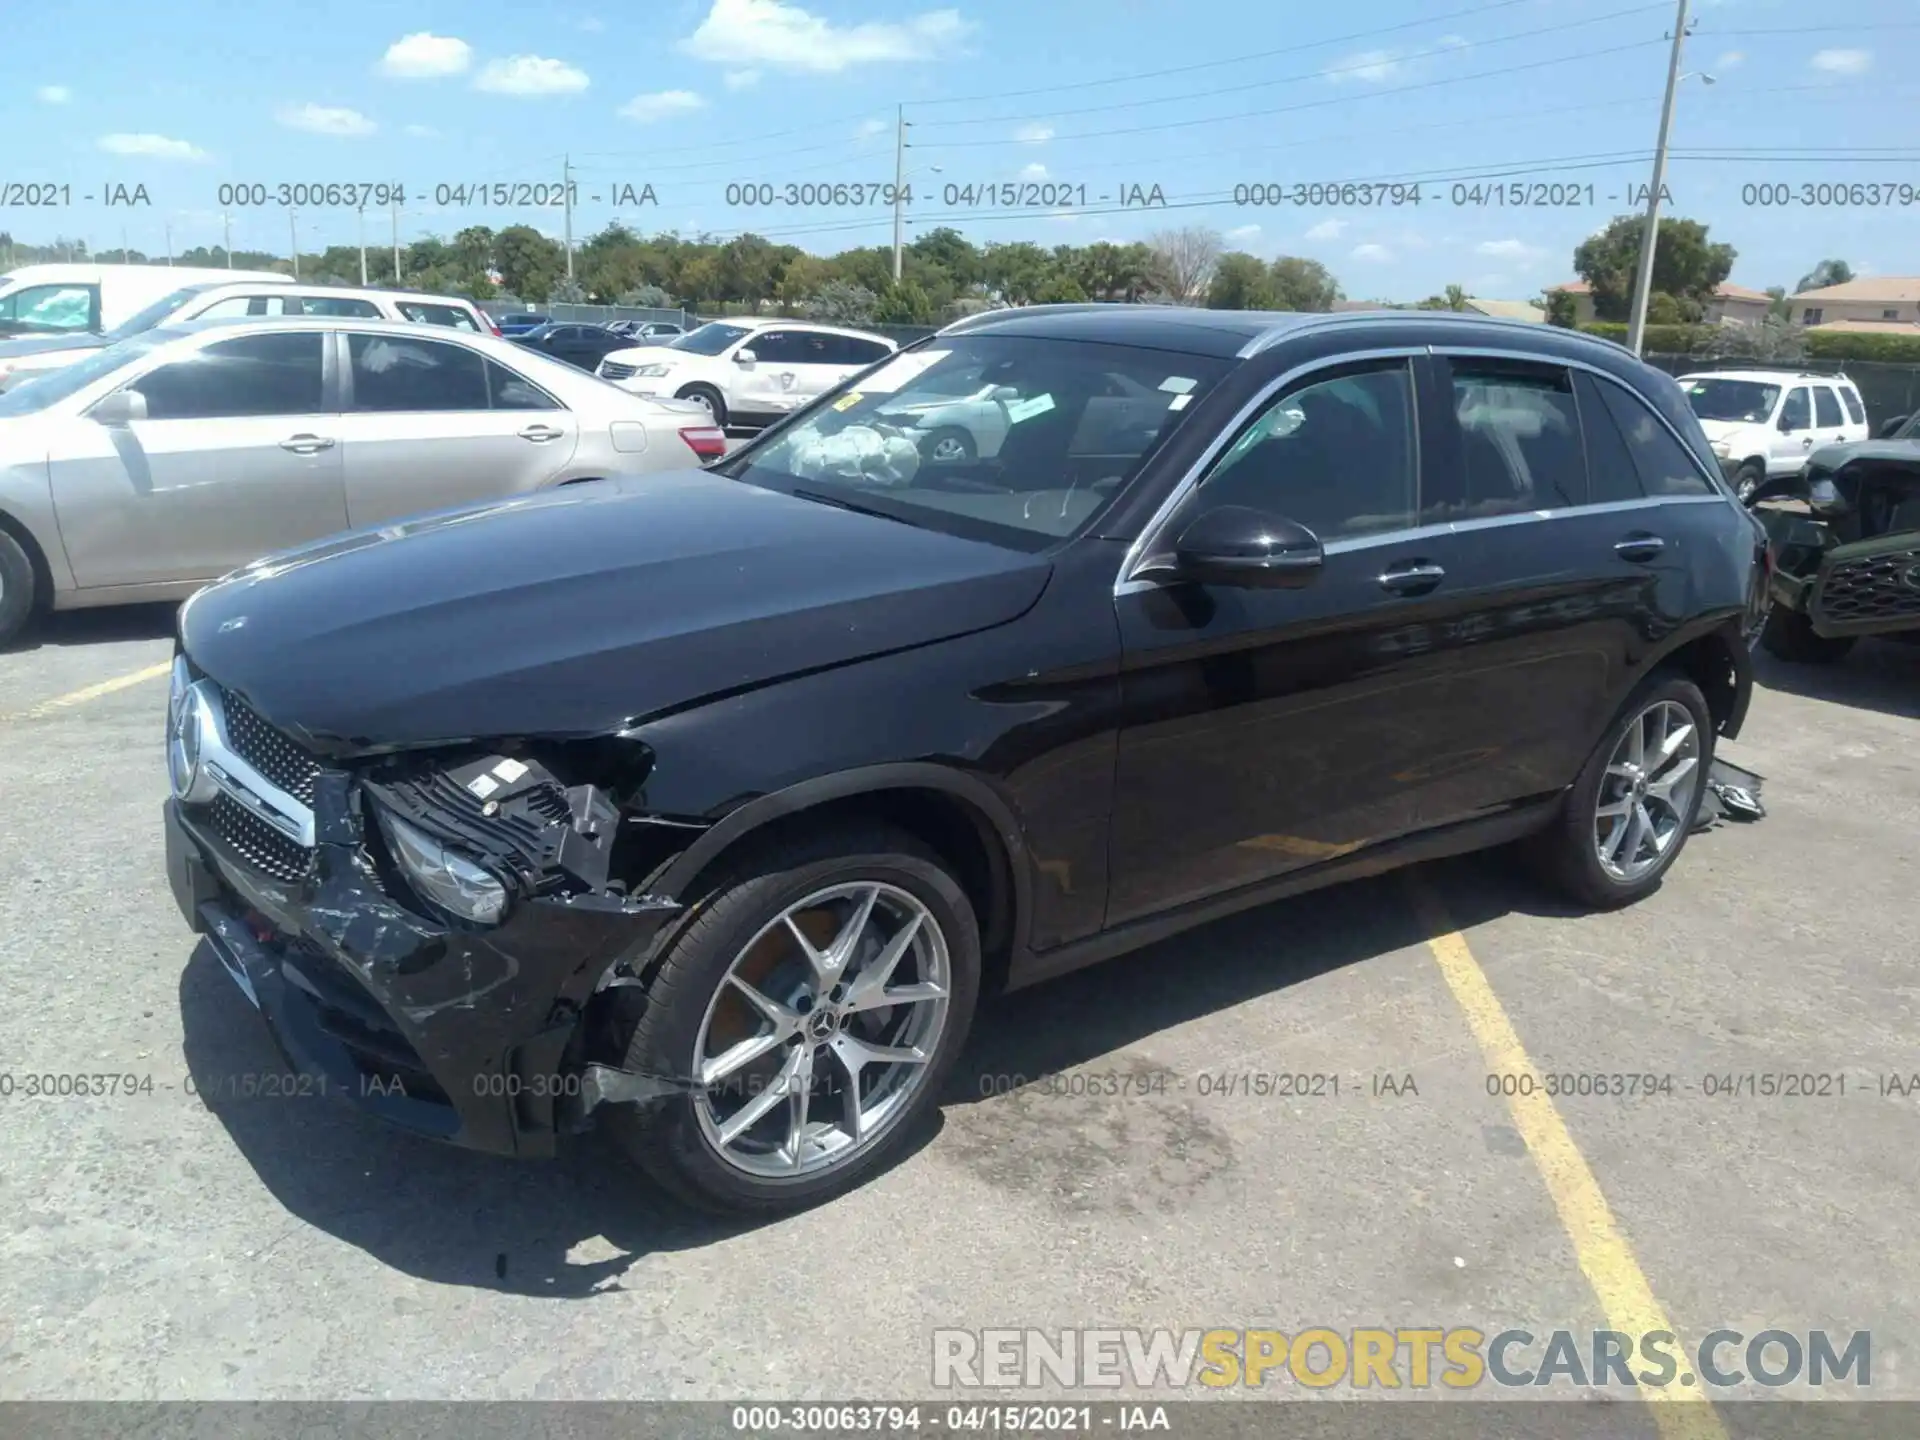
[790,485,925,529]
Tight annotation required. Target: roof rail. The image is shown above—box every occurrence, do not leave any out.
[937,302,1137,336]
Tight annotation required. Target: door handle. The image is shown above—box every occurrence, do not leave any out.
[1378,561,1446,595]
[517,424,564,443]
[1801,436,1814,448]
[1614,533,1666,562]
[279,434,334,454]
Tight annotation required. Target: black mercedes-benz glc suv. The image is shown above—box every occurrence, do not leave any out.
[164,305,1768,1213]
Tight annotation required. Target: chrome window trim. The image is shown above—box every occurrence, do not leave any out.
[179,679,317,847]
[1116,346,1428,589]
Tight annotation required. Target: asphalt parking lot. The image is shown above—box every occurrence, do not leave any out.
[2,604,1917,1417]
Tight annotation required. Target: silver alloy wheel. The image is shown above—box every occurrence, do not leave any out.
[1736,472,1759,503]
[685,390,717,418]
[929,435,969,462]
[1594,699,1702,883]
[692,881,951,1178]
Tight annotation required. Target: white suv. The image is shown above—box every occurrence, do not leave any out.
[596,318,896,427]
[1678,369,1872,501]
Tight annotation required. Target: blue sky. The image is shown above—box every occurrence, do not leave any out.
[6,0,1916,299]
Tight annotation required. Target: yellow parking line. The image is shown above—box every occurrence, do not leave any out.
[1408,874,1726,1440]
[0,661,171,724]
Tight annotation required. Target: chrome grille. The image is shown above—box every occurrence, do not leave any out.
[600,360,637,381]
[220,689,322,806]
[1819,547,1920,626]
[208,794,313,883]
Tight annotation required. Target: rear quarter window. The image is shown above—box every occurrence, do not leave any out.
[1839,386,1867,425]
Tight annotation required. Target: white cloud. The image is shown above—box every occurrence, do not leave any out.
[97,132,207,162]
[724,69,761,90]
[475,55,591,96]
[1015,122,1055,144]
[277,103,377,137]
[1351,242,1394,262]
[618,89,706,122]
[681,0,972,73]
[1326,49,1401,83]
[1304,218,1347,241]
[578,16,606,31]
[856,117,890,138]
[1227,223,1261,241]
[379,32,472,79]
[1810,48,1870,75]
[1714,50,1744,70]
[404,123,438,138]
[1021,162,1048,180]
[1476,238,1546,265]
[1439,34,1471,49]
[36,85,70,104]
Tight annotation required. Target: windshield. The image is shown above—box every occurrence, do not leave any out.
[715,335,1231,550]
[1682,378,1783,424]
[103,285,217,342]
[668,322,752,355]
[0,334,163,416]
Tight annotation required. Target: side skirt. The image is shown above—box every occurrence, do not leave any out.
[1003,797,1561,993]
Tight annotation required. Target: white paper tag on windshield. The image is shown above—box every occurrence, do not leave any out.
[1159,376,1198,394]
[1004,393,1057,425]
[851,349,951,394]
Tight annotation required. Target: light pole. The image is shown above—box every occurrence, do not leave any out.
[358,205,369,285]
[289,209,300,280]
[892,105,908,282]
[1626,0,1698,355]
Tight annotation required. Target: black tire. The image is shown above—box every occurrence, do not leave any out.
[0,526,40,650]
[605,822,981,1215]
[1733,460,1765,505]
[1760,605,1855,665]
[1530,672,1715,910]
[677,383,728,428]
[918,426,977,463]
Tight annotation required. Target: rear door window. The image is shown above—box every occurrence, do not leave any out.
[1573,372,1646,504]
[295,294,382,319]
[1780,387,1812,432]
[1813,386,1845,428]
[1441,359,1586,518]
[398,302,482,331]
[347,332,489,412]
[1592,377,1716,497]
[1838,386,1867,425]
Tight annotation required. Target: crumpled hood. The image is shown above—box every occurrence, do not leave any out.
[1806,438,1920,472]
[181,469,1051,753]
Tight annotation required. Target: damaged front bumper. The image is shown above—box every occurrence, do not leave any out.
[166,795,682,1157]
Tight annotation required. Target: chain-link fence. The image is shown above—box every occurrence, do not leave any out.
[1645,354,1920,433]
[479,301,699,329]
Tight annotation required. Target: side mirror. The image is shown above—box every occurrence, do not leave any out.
[90,389,147,426]
[1877,414,1910,439]
[1776,415,1793,432]
[1168,505,1324,589]
[988,385,1021,402]
[733,348,757,367]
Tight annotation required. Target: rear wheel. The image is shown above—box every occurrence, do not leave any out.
[606,823,980,1215]
[1733,459,1765,504]
[677,384,728,427]
[918,427,976,464]
[0,527,40,650]
[1760,605,1855,664]
[1531,673,1713,909]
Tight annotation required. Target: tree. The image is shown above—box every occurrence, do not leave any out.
[1709,316,1807,363]
[874,279,937,324]
[910,228,981,289]
[1572,213,1734,322]
[1268,256,1342,312]
[1208,252,1275,309]
[1765,285,1790,321]
[716,232,780,305]
[980,242,1053,305]
[1414,283,1470,312]
[494,226,565,302]
[1544,288,1579,328]
[618,284,674,309]
[1795,258,1853,294]
[803,280,879,325]
[1033,273,1088,304]
[1148,227,1223,302]
[550,277,588,305]
[1645,291,1687,325]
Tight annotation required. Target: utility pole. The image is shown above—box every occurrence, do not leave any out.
[290,209,300,280]
[391,200,402,283]
[222,211,232,267]
[358,205,369,285]
[1627,0,1691,356]
[891,104,907,282]
[120,227,129,263]
[165,222,173,266]
[562,155,575,281]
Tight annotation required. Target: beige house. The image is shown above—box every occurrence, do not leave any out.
[1790,277,1920,328]
[1547,280,1772,326]
[1464,297,1545,323]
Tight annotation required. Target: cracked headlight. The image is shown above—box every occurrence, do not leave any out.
[381,812,509,925]
[633,362,673,378]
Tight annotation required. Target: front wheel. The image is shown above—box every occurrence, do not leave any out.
[1733,460,1765,505]
[1530,674,1713,909]
[0,528,39,650]
[1760,605,1855,665]
[676,383,728,427]
[606,823,980,1215]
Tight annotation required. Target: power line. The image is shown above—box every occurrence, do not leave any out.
[921,37,1672,148]
[914,0,1537,106]
[919,3,1671,129]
